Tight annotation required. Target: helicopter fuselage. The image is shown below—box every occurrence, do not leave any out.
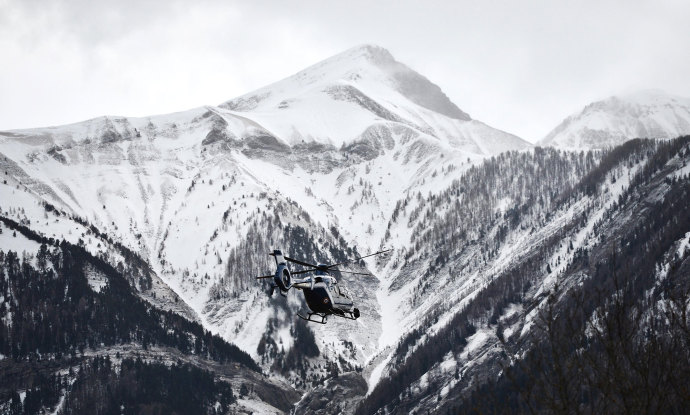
[259,249,387,324]
[294,274,355,315]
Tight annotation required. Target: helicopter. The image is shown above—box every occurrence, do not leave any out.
[257,249,391,324]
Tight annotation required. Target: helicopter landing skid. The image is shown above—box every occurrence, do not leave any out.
[330,308,358,320]
[297,312,327,324]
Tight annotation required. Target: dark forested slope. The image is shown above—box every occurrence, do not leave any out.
[0,218,298,414]
[358,137,690,415]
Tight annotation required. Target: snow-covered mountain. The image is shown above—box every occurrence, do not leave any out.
[2,44,690,415]
[357,136,690,415]
[0,44,533,412]
[540,90,690,150]
[219,44,528,154]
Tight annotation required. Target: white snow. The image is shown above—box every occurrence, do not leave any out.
[234,398,283,415]
[541,90,690,150]
[367,351,393,395]
[464,328,491,357]
[677,232,690,258]
[85,263,109,293]
[0,44,555,401]
[0,221,41,255]
[671,162,690,180]
[47,392,67,415]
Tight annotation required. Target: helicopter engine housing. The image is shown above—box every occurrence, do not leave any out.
[274,263,292,292]
[270,249,292,292]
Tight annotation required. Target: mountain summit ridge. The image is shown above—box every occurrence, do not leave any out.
[221,44,470,121]
[339,44,472,121]
[2,44,525,153]
[540,89,690,149]
[205,44,527,150]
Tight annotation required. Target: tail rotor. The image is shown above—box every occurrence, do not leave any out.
[257,250,292,296]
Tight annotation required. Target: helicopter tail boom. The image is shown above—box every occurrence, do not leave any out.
[273,264,292,292]
[270,249,287,267]
[266,250,292,293]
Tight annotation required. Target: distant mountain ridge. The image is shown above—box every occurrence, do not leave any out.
[540,90,690,149]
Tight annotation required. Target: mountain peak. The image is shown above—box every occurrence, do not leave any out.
[323,44,472,121]
[540,90,690,150]
[222,44,471,121]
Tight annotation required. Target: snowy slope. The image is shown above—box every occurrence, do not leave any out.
[354,136,690,415]
[540,90,690,150]
[3,45,690,413]
[0,44,534,402]
[219,44,529,152]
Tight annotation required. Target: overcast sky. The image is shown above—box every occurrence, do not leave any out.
[1,0,689,142]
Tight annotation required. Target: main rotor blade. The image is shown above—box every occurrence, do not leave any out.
[332,270,372,276]
[284,256,319,269]
[327,249,392,269]
[290,269,316,275]
[256,275,274,279]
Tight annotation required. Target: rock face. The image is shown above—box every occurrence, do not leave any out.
[540,90,690,149]
[294,372,368,415]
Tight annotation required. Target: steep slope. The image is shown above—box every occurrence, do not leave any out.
[356,136,690,415]
[0,44,534,413]
[6,44,688,415]
[3,126,689,414]
[443,137,690,414]
[0,218,298,414]
[541,90,690,150]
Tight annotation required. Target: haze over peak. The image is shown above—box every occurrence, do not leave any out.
[336,44,398,65]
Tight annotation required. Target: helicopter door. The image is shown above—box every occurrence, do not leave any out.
[331,284,354,309]
[303,282,332,314]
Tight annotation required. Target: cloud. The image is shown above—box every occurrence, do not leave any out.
[1,0,689,141]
